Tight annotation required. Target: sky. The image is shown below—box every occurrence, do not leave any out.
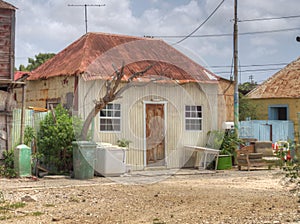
[7,0,300,83]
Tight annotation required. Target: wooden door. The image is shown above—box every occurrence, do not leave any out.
[146,104,165,165]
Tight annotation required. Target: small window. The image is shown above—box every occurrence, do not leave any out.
[46,98,61,110]
[100,103,121,131]
[268,105,288,120]
[185,105,202,131]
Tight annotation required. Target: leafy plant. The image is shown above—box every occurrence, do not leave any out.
[117,139,131,148]
[207,130,242,155]
[37,104,83,173]
[0,150,16,178]
[24,126,36,147]
[219,130,243,155]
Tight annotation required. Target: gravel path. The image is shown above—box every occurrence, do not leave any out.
[0,168,299,223]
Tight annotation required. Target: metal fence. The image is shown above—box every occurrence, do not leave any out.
[239,120,294,143]
[11,109,48,149]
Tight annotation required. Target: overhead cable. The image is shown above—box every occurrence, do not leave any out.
[216,67,282,74]
[147,27,300,39]
[239,14,300,22]
[173,0,226,45]
[206,62,288,68]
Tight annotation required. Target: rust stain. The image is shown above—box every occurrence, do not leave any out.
[28,32,218,84]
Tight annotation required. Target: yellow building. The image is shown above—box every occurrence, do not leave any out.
[247,57,300,144]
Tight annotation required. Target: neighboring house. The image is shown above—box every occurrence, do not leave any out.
[247,57,300,144]
[15,32,233,170]
[0,0,23,157]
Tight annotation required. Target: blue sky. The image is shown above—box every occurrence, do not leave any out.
[8,0,300,83]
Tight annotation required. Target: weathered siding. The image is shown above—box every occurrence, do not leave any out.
[11,109,48,151]
[78,78,219,170]
[0,90,16,157]
[15,76,75,109]
[0,8,15,79]
[218,78,234,125]
[249,98,300,143]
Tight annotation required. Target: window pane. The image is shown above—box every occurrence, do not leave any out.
[100,103,121,131]
[185,105,202,131]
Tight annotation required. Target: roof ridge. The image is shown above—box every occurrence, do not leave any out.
[78,33,92,70]
[86,31,150,41]
[0,0,17,9]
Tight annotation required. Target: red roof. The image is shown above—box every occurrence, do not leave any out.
[14,71,30,81]
[0,0,17,10]
[29,32,218,84]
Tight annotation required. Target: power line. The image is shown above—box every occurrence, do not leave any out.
[216,67,282,74]
[206,62,288,68]
[173,0,226,45]
[146,27,300,39]
[239,14,300,22]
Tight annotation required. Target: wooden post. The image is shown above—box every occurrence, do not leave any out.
[20,84,26,144]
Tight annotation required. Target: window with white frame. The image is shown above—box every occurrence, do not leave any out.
[185,105,202,131]
[100,103,121,131]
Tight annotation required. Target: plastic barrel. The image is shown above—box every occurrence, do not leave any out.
[14,144,31,177]
[72,141,96,179]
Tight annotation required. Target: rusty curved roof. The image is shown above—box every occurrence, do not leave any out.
[0,0,16,10]
[28,32,218,84]
[247,57,300,99]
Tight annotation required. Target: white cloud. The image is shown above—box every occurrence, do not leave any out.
[7,0,300,83]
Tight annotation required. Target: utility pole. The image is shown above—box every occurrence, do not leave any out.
[233,0,239,136]
[68,4,105,34]
[249,75,254,83]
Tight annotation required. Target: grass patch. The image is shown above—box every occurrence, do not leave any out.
[0,215,12,220]
[44,203,55,207]
[69,197,80,203]
[32,211,44,216]
[153,218,166,224]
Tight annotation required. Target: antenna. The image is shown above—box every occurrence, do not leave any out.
[68,3,105,34]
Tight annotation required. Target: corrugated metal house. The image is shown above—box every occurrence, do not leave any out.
[0,0,22,157]
[16,32,233,170]
[247,57,300,144]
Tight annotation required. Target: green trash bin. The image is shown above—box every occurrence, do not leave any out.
[217,155,232,170]
[73,141,96,179]
[14,144,32,177]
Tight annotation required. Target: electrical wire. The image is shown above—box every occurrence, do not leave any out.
[239,14,300,22]
[206,62,288,68]
[216,67,283,74]
[173,0,226,45]
[147,27,300,39]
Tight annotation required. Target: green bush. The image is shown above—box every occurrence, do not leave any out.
[207,129,242,155]
[37,105,83,173]
[0,150,16,178]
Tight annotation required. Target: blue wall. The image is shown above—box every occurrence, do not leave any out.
[239,120,294,143]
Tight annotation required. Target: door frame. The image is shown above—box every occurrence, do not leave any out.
[143,101,167,167]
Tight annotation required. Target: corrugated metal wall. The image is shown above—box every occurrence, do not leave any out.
[240,120,294,143]
[11,109,48,149]
[78,78,219,170]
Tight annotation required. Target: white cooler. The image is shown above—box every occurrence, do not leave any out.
[95,143,126,177]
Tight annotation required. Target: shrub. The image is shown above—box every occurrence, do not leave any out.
[37,105,83,173]
[0,150,16,178]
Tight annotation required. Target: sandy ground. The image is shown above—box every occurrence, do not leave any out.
[0,168,299,224]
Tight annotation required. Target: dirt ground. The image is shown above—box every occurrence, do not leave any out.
[0,168,300,224]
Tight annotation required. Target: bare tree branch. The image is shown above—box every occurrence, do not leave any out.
[80,62,155,140]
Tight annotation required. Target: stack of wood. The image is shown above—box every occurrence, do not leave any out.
[236,141,280,171]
